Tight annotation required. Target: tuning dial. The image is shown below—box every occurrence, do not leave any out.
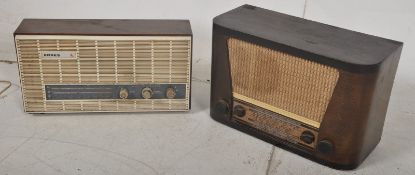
[141,87,153,99]
[233,105,246,117]
[119,88,129,99]
[166,87,176,99]
[300,131,315,144]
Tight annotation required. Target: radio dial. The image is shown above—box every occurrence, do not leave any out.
[141,87,153,99]
[166,87,176,99]
[119,88,129,99]
[233,105,246,117]
[300,131,315,144]
[215,100,229,116]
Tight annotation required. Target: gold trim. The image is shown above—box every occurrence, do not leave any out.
[233,93,320,128]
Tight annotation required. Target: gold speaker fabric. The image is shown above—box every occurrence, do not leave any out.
[228,38,339,127]
[15,35,191,113]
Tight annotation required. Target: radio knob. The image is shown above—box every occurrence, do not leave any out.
[141,87,153,99]
[233,105,246,117]
[300,131,315,144]
[317,139,334,154]
[166,87,176,99]
[215,100,229,116]
[119,88,129,99]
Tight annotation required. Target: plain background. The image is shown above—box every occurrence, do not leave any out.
[0,0,414,174]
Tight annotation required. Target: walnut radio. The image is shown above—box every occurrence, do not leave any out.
[14,19,192,113]
[210,5,403,169]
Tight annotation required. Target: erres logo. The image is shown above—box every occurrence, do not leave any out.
[43,53,61,57]
[40,51,76,59]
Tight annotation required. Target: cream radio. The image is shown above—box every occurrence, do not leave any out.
[14,19,192,113]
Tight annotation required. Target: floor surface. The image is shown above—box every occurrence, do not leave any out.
[0,0,415,174]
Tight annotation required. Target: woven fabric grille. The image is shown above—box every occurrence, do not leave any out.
[228,38,339,124]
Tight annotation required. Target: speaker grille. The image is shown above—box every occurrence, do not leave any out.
[16,35,191,113]
[228,38,339,127]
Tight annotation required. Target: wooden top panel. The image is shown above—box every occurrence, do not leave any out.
[214,4,403,66]
[14,19,192,36]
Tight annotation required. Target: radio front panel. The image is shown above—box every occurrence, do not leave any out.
[15,35,191,113]
[45,84,187,100]
[232,100,318,149]
[228,38,339,129]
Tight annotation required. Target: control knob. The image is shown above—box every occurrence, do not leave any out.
[119,88,129,99]
[233,105,246,117]
[300,131,315,144]
[141,87,153,99]
[166,87,176,99]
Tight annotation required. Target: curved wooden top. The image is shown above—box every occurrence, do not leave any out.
[214,4,402,66]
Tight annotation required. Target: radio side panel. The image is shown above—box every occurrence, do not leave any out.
[210,24,233,119]
[359,46,402,163]
[317,69,378,168]
[317,45,402,168]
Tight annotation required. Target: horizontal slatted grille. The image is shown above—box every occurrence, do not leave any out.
[16,35,191,113]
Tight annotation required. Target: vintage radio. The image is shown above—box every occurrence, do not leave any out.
[210,5,403,169]
[14,19,192,113]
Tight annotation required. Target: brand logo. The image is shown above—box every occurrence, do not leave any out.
[40,51,76,59]
[43,53,60,57]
